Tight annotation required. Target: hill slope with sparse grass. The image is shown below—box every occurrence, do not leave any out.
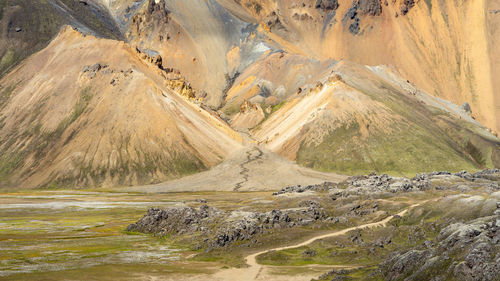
[0,0,121,78]
[0,27,241,188]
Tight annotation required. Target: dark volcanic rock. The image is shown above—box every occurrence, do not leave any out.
[316,269,351,280]
[315,0,339,11]
[82,63,108,79]
[343,1,359,23]
[359,0,382,16]
[342,1,363,35]
[345,173,427,194]
[349,19,360,34]
[400,0,415,15]
[264,11,286,32]
[147,0,170,23]
[381,215,500,281]
[273,182,336,195]
[277,169,500,197]
[126,205,222,235]
[462,102,472,113]
[128,203,327,250]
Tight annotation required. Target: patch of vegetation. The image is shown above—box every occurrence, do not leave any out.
[0,49,15,71]
[0,0,121,78]
[0,151,24,184]
[463,139,485,166]
[0,87,95,187]
[0,83,17,110]
[424,0,432,13]
[222,102,241,116]
[35,87,94,161]
[0,0,5,21]
[296,120,477,176]
[270,100,286,114]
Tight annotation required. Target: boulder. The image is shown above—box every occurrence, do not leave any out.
[461,102,472,114]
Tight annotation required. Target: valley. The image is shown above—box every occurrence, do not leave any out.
[0,0,499,280]
[2,170,499,280]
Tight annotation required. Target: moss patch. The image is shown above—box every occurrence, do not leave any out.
[296,121,477,176]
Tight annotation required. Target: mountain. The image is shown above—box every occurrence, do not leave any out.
[125,0,500,133]
[253,60,500,175]
[0,27,242,188]
[0,0,122,78]
[0,0,499,188]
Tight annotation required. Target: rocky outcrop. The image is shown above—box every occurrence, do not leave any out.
[345,173,431,194]
[342,0,382,35]
[462,102,472,114]
[359,0,382,16]
[315,0,340,11]
[146,0,170,23]
[381,213,500,281]
[314,269,351,281]
[82,63,109,79]
[273,182,336,195]
[264,11,286,32]
[343,1,361,35]
[128,203,326,249]
[126,205,223,236]
[400,0,415,16]
[345,169,500,195]
[274,170,500,197]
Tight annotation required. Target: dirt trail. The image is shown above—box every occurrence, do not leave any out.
[212,202,424,281]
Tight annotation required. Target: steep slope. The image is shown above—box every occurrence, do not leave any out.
[0,0,499,188]
[222,0,500,133]
[126,0,275,108]
[101,0,499,132]
[221,52,336,123]
[253,60,500,175]
[0,26,242,188]
[0,0,122,78]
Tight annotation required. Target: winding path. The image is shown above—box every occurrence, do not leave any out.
[213,202,424,281]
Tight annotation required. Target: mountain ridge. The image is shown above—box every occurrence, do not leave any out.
[0,0,499,188]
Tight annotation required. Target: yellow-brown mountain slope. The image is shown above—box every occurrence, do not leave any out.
[122,0,499,133]
[223,0,500,133]
[252,61,500,175]
[0,27,242,188]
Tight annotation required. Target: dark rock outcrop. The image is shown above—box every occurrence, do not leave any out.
[462,102,472,114]
[274,169,500,197]
[349,19,360,34]
[264,11,286,32]
[126,205,223,235]
[315,0,340,11]
[82,63,109,79]
[344,173,430,194]
[273,182,336,195]
[381,215,500,281]
[400,0,415,15]
[343,1,359,23]
[147,0,170,23]
[128,203,327,250]
[342,1,360,35]
[359,0,382,16]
